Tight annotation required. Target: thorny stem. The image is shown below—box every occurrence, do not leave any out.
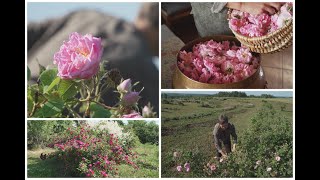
[29,103,37,117]
[65,104,82,118]
[91,100,115,110]
[84,89,91,118]
[28,99,48,117]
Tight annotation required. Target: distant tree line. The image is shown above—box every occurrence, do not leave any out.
[162,92,276,98]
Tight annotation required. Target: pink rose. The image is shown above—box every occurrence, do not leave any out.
[275,156,281,161]
[221,61,235,74]
[184,162,190,172]
[236,48,252,63]
[199,68,211,83]
[176,165,182,172]
[173,152,179,157]
[276,10,292,28]
[121,111,143,118]
[53,32,103,79]
[179,51,193,64]
[209,164,216,171]
[226,50,237,58]
[101,171,108,177]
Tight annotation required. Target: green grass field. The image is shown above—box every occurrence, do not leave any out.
[161,97,293,177]
[28,143,159,178]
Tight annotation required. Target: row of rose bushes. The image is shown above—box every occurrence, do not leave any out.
[162,102,293,177]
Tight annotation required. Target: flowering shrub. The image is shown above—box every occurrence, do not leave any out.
[229,3,293,37]
[95,121,138,152]
[178,40,260,84]
[27,32,156,118]
[48,123,139,177]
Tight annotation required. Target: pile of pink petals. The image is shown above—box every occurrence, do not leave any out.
[178,40,260,84]
[229,2,293,37]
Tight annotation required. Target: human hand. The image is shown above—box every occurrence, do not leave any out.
[227,2,285,15]
[221,151,227,157]
[232,144,236,152]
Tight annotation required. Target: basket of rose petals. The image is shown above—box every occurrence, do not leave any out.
[173,35,261,89]
[227,2,293,53]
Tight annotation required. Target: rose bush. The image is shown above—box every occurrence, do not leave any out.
[47,123,139,177]
[27,32,156,118]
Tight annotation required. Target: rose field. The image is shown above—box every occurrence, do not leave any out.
[27,120,159,178]
[161,92,293,177]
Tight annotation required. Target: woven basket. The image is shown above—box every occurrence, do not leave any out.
[227,9,293,54]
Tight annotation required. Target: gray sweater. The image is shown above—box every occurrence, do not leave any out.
[190,2,233,37]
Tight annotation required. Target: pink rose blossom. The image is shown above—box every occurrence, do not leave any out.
[221,61,235,74]
[236,48,252,63]
[178,40,259,84]
[209,164,216,171]
[101,171,108,177]
[176,165,182,172]
[89,168,94,175]
[275,156,281,161]
[184,162,190,169]
[173,152,179,157]
[184,162,191,172]
[53,32,103,79]
[121,111,143,118]
[226,50,237,58]
[228,3,292,37]
[179,51,193,64]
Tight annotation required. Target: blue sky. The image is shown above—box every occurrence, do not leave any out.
[27,2,142,22]
[162,91,293,97]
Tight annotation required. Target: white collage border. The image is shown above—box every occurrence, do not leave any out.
[25,0,295,179]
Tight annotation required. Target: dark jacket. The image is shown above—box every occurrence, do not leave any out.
[212,122,237,152]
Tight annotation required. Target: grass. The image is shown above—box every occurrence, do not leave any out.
[118,143,159,178]
[161,97,293,177]
[27,148,65,177]
[27,143,159,178]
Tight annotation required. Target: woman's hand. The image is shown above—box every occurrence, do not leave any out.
[232,144,236,152]
[226,2,285,15]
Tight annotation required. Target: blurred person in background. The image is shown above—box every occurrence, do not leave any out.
[27,2,159,114]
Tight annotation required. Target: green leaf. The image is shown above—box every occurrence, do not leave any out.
[27,86,34,114]
[44,77,60,94]
[58,79,79,100]
[27,66,31,81]
[39,68,58,87]
[33,100,64,117]
[90,102,111,118]
[43,91,62,102]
